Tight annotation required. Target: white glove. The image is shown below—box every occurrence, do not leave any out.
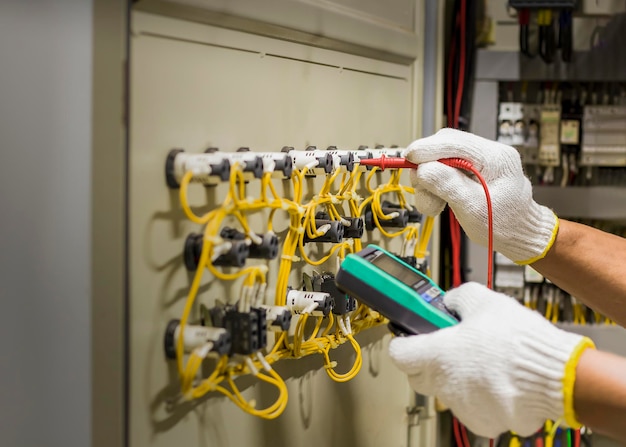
[388,282,594,438]
[405,128,558,264]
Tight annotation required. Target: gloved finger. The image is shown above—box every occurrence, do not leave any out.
[443,282,493,319]
[405,128,490,164]
[406,128,521,180]
[388,330,452,378]
[410,170,447,216]
[412,162,484,207]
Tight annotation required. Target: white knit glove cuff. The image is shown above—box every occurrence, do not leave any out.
[499,199,558,264]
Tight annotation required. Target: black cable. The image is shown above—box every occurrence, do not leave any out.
[539,17,556,64]
[459,0,477,131]
[559,10,573,63]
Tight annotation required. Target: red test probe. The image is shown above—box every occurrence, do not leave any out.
[359,155,494,289]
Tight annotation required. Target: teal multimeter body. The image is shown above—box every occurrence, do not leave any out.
[335,245,458,335]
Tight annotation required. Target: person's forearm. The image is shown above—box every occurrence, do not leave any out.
[531,219,626,326]
[574,349,626,441]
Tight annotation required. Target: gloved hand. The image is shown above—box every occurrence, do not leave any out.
[388,282,594,438]
[405,128,557,264]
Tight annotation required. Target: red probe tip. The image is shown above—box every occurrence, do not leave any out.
[358,155,418,170]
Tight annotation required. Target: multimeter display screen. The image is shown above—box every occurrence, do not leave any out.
[368,251,440,303]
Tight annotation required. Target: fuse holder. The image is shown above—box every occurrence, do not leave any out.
[364,205,409,231]
[164,319,232,359]
[183,233,250,271]
[220,227,279,260]
[382,201,422,223]
[286,289,334,316]
[315,212,363,239]
[165,149,231,188]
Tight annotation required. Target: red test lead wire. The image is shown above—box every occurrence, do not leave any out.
[359,155,494,289]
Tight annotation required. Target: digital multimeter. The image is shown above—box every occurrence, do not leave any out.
[335,245,458,335]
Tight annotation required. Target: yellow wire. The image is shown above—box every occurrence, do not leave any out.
[174,154,439,418]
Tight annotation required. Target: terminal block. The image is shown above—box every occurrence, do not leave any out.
[260,305,292,331]
[364,204,409,231]
[209,306,267,355]
[236,147,294,178]
[382,201,421,223]
[286,289,334,316]
[220,227,279,260]
[369,147,403,159]
[355,146,374,170]
[312,272,356,315]
[315,212,363,239]
[205,147,264,179]
[286,146,334,175]
[183,233,250,271]
[302,217,344,244]
[164,319,232,359]
[165,149,231,188]
[325,146,355,172]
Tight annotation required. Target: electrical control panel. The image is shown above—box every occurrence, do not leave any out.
[128,8,431,447]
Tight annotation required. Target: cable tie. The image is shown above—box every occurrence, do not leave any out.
[330,196,340,204]
[324,361,338,369]
[281,254,300,262]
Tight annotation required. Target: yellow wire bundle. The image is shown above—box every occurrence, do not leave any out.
[173,159,434,418]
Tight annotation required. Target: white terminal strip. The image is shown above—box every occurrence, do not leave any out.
[206,149,264,180]
[172,151,231,186]
[289,148,335,175]
[174,324,229,353]
[368,148,404,159]
[286,289,333,317]
[167,145,404,188]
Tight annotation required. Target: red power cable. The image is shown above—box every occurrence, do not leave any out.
[574,429,581,447]
[453,417,464,447]
[453,0,467,128]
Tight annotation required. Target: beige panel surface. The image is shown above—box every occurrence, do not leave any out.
[130,12,426,447]
[136,0,420,60]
